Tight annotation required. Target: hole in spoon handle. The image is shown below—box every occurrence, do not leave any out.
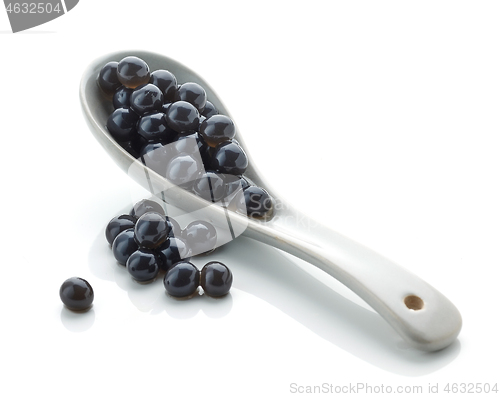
[404,295,424,311]
[246,225,462,352]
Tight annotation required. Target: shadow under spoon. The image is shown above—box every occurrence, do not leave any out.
[80,50,462,352]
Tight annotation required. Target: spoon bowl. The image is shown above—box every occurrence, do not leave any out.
[80,50,462,352]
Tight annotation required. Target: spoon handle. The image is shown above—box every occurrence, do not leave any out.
[244,217,462,351]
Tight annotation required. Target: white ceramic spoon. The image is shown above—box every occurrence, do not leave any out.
[80,50,461,352]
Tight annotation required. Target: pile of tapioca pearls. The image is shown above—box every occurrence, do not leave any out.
[98,55,273,219]
[105,198,232,299]
[59,198,233,312]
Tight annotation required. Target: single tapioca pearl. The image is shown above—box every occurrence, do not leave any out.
[158,237,190,271]
[201,101,218,119]
[182,220,217,256]
[174,82,207,112]
[165,153,204,189]
[199,115,236,147]
[139,141,170,176]
[130,199,166,219]
[113,86,133,109]
[112,229,139,265]
[105,214,136,245]
[166,101,200,133]
[163,261,200,298]
[134,212,170,249]
[117,56,150,89]
[137,112,175,142]
[211,141,248,176]
[98,61,121,96]
[192,171,226,203]
[243,186,273,218]
[106,107,139,142]
[200,262,232,297]
[60,277,94,311]
[150,69,178,102]
[130,84,164,115]
[126,249,162,283]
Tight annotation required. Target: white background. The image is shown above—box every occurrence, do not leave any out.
[1,1,499,396]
